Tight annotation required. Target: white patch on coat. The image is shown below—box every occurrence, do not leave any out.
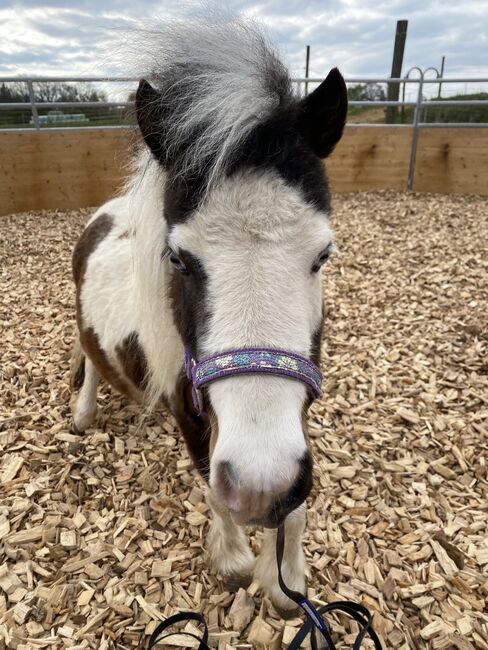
[78,154,183,409]
[169,168,332,495]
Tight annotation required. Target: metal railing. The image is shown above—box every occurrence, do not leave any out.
[1,72,487,191]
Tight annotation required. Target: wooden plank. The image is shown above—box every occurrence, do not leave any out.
[0,128,133,215]
[1,126,486,217]
[327,126,412,192]
[413,127,488,195]
[0,126,412,215]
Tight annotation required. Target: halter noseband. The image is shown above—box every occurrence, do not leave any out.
[184,346,322,415]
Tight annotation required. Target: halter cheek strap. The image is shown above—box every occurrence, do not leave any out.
[184,347,323,414]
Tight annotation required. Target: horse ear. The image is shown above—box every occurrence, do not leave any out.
[296,68,348,159]
[135,79,166,163]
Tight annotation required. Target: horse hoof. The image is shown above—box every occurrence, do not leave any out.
[273,603,300,620]
[223,573,253,592]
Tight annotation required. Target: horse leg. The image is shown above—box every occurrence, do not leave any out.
[206,489,255,590]
[170,375,255,586]
[71,356,99,433]
[169,376,254,585]
[255,503,306,616]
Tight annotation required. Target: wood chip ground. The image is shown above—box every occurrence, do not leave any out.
[1,191,487,649]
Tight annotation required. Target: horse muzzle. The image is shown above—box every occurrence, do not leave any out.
[214,452,313,527]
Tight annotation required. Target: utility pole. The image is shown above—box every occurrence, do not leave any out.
[305,45,310,96]
[386,20,408,124]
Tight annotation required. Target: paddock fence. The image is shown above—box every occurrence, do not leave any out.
[1,74,487,215]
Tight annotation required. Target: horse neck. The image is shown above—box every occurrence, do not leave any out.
[128,153,184,406]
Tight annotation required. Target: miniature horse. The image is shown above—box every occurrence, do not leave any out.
[70,17,347,615]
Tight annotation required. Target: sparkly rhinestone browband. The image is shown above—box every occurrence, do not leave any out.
[184,347,322,414]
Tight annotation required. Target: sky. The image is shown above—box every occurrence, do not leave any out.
[1,0,487,98]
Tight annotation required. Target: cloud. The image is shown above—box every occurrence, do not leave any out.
[0,0,487,95]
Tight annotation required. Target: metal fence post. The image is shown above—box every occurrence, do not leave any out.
[27,80,40,130]
[407,72,424,191]
[304,45,310,96]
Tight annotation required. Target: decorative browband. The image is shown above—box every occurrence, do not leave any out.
[184,347,322,414]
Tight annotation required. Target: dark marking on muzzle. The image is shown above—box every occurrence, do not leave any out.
[264,452,313,528]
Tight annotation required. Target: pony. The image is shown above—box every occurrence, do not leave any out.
[70,15,347,615]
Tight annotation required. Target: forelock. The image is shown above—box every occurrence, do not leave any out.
[127,14,293,189]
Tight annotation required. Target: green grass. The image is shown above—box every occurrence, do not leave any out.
[392,93,488,125]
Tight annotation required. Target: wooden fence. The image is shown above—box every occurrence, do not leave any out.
[1,126,487,215]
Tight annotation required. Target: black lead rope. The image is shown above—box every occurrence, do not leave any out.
[275,525,382,650]
[146,611,210,650]
[147,524,383,649]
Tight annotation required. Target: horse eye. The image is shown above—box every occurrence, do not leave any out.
[312,245,332,273]
[168,248,188,274]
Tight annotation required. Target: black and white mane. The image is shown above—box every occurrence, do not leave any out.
[132,17,345,206]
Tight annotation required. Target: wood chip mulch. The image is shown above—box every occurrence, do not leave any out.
[0,191,487,650]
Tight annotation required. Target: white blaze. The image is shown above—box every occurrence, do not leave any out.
[169,168,332,491]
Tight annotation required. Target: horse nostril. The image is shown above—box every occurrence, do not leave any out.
[265,452,313,527]
[284,452,313,509]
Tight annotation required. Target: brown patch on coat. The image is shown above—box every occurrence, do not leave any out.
[72,356,86,392]
[310,306,325,368]
[70,335,86,391]
[116,332,148,391]
[72,213,113,288]
[118,230,130,239]
[72,213,114,331]
[72,213,130,398]
[301,400,312,446]
[300,307,325,416]
[170,372,211,480]
[80,326,134,399]
[299,309,326,448]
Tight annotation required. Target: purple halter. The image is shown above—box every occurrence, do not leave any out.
[184,346,322,415]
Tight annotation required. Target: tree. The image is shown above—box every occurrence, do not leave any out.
[0,82,107,104]
[0,82,29,103]
[32,82,107,103]
[0,83,31,127]
[347,83,386,102]
[0,82,109,127]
